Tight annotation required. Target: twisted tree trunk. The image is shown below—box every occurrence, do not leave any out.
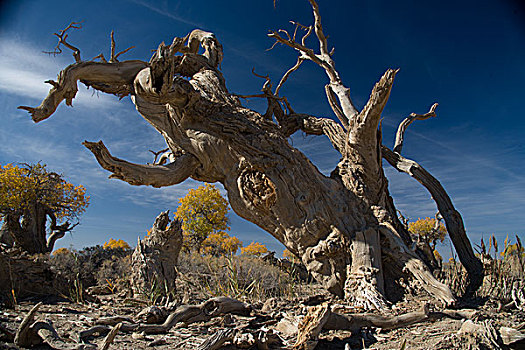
[19,1,482,307]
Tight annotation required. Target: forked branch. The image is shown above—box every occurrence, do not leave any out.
[43,21,83,62]
[268,0,357,129]
[109,30,135,63]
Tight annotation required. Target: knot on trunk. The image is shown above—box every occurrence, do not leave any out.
[238,168,276,211]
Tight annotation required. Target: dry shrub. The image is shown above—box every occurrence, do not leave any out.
[440,235,524,301]
[177,251,300,302]
[50,245,131,291]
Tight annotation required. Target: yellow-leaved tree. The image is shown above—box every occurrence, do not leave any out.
[175,184,231,253]
[201,232,242,256]
[0,163,89,253]
[408,217,447,250]
[241,241,268,257]
[103,238,130,250]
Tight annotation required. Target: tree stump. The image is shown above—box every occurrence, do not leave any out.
[131,211,183,300]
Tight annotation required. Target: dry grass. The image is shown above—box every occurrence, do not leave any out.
[440,235,524,301]
[177,251,302,302]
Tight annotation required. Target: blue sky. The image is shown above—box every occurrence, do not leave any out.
[0,0,524,257]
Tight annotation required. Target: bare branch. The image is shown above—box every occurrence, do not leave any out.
[349,69,398,145]
[301,25,313,47]
[149,148,169,164]
[110,30,116,62]
[382,145,484,294]
[91,53,108,63]
[83,140,201,188]
[43,21,83,62]
[324,84,347,130]
[268,12,357,127]
[393,103,438,153]
[107,30,135,63]
[308,0,329,55]
[275,57,304,96]
[115,46,135,60]
[18,60,147,122]
[295,114,346,153]
[44,80,59,88]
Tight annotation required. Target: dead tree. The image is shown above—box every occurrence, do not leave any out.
[131,211,183,300]
[19,2,482,307]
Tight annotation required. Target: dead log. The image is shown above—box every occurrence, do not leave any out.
[324,304,430,333]
[131,210,183,300]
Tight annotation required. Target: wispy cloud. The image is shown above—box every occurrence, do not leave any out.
[0,38,118,109]
[127,0,203,28]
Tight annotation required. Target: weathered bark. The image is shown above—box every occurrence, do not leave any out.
[20,1,482,306]
[1,207,78,254]
[131,211,183,299]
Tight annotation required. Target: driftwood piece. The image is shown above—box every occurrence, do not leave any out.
[100,322,122,350]
[324,304,430,333]
[131,210,183,299]
[14,302,86,349]
[499,327,525,346]
[79,325,111,342]
[458,320,503,349]
[136,305,170,324]
[294,303,331,350]
[14,302,43,347]
[197,328,235,350]
[90,297,251,335]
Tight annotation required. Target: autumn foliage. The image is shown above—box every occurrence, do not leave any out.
[0,163,89,253]
[201,231,242,256]
[103,238,130,250]
[0,163,88,222]
[175,184,231,252]
[408,217,447,249]
[241,241,268,257]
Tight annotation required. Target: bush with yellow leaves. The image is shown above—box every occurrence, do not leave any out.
[240,241,268,257]
[103,238,130,250]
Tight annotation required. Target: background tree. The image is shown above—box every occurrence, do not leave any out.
[103,238,131,250]
[201,231,242,256]
[0,163,89,253]
[175,184,230,252]
[241,242,268,257]
[20,1,483,307]
[408,216,447,251]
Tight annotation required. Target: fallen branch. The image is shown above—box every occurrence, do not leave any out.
[100,322,122,350]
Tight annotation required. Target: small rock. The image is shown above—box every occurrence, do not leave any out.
[132,331,146,340]
[262,298,278,313]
